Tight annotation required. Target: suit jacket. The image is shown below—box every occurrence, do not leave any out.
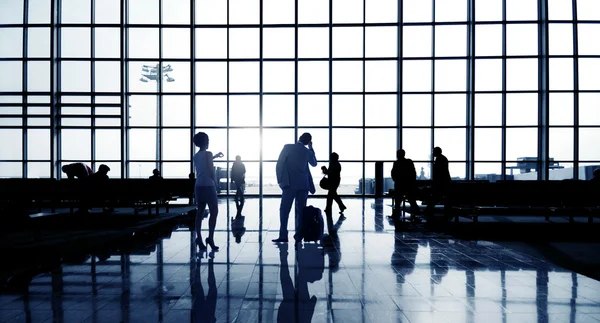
[433,154,451,184]
[276,142,317,193]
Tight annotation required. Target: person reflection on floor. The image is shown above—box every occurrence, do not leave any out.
[277,243,324,323]
[191,256,217,323]
[391,232,417,285]
[231,215,246,244]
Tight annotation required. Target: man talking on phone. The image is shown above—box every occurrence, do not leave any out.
[273,133,318,243]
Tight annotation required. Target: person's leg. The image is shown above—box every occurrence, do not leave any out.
[195,186,207,248]
[275,189,294,241]
[234,181,241,209]
[332,187,346,211]
[325,190,334,213]
[206,187,219,249]
[293,190,309,242]
[239,183,245,210]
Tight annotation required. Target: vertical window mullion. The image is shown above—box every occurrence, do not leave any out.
[501,0,507,180]
[538,0,550,180]
[23,0,29,177]
[121,0,128,177]
[572,0,579,179]
[466,0,476,180]
[190,0,196,177]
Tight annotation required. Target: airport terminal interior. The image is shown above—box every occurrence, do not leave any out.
[1,0,600,322]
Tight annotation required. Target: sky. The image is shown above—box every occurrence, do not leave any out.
[0,0,599,183]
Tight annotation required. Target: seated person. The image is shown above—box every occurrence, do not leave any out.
[62,163,93,179]
[149,168,163,180]
[88,164,113,213]
[591,168,600,183]
[89,164,110,181]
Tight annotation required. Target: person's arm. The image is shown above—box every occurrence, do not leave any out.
[321,165,329,175]
[307,142,317,167]
[276,147,288,186]
[213,152,224,159]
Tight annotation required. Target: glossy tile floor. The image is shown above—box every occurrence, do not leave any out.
[2,198,600,323]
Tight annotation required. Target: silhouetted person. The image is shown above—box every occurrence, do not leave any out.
[191,257,217,323]
[230,155,246,216]
[322,152,347,219]
[277,243,323,323]
[88,164,113,213]
[273,133,318,244]
[61,163,93,180]
[89,164,110,181]
[591,168,600,183]
[149,168,162,180]
[391,149,420,220]
[193,132,223,252]
[424,147,451,217]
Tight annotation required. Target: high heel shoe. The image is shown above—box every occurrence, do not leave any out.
[196,238,207,250]
[205,238,219,251]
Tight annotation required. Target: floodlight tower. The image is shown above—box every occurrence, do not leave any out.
[139,64,175,169]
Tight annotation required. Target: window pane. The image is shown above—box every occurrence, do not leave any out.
[506,0,537,21]
[95,0,120,24]
[333,0,363,23]
[506,59,538,91]
[196,95,226,126]
[95,62,121,92]
[196,62,227,93]
[229,28,259,59]
[61,129,91,160]
[365,27,397,58]
[0,163,22,178]
[434,129,466,161]
[162,162,189,178]
[579,128,600,160]
[475,25,502,56]
[263,28,295,59]
[549,24,573,56]
[435,25,466,57]
[0,28,23,58]
[263,95,294,127]
[28,163,51,178]
[402,129,431,161]
[403,26,432,57]
[435,60,466,91]
[129,95,158,126]
[230,129,260,161]
[229,0,259,25]
[0,63,21,91]
[366,0,397,23]
[129,162,156,178]
[549,128,573,161]
[475,0,501,21]
[61,0,90,23]
[298,62,329,92]
[28,61,50,92]
[61,61,91,92]
[129,0,158,24]
[366,61,396,92]
[333,61,363,92]
[162,62,190,93]
[229,95,259,127]
[96,129,121,160]
[95,28,121,58]
[195,0,226,24]
[507,24,538,56]
[129,28,159,58]
[196,28,227,59]
[578,25,600,56]
[577,0,600,20]
[506,128,538,160]
[475,128,501,161]
[163,28,190,59]
[129,62,159,93]
[163,0,190,24]
[29,0,51,24]
[333,95,362,127]
[263,62,295,93]
[0,129,22,160]
[403,60,432,93]
[578,59,600,91]
[402,94,431,127]
[61,28,91,57]
[28,28,50,58]
[365,129,396,160]
[548,0,572,20]
[403,0,432,23]
[549,58,573,91]
[332,129,362,161]
[434,94,466,126]
[298,95,329,127]
[263,0,294,24]
[549,93,573,126]
[475,94,502,126]
[298,128,329,161]
[435,0,467,22]
[298,0,329,24]
[339,162,363,194]
[129,129,156,160]
[263,129,295,161]
[230,63,259,93]
[298,28,329,58]
[0,0,24,24]
[474,163,502,179]
[579,93,600,126]
[163,95,190,126]
[163,129,190,160]
[506,93,538,126]
[366,95,396,126]
[475,59,502,91]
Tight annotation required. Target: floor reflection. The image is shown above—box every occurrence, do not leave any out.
[1,198,600,323]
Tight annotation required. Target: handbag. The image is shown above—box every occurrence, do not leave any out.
[319,176,330,190]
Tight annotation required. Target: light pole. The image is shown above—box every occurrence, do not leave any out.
[139,64,175,170]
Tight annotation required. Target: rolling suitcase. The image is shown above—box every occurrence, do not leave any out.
[301,205,324,242]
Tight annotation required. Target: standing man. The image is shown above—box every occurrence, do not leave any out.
[273,133,318,243]
[424,146,451,216]
[391,149,420,220]
[230,155,246,217]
